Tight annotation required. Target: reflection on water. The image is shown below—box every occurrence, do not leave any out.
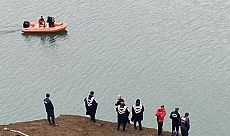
[21,30,68,46]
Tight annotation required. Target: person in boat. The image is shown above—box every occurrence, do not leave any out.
[84,91,98,122]
[43,93,56,126]
[131,99,144,130]
[39,16,46,27]
[47,16,55,27]
[116,100,130,131]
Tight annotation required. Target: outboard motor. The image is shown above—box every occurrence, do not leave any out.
[23,21,30,28]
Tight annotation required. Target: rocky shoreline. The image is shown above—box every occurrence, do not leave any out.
[0,115,172,136]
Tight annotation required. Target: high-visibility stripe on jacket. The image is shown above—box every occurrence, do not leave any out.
[86,96,95,107]
[117,105,128,115]
[132,104,143,114]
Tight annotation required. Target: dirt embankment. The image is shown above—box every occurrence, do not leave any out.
[0,115,172,136]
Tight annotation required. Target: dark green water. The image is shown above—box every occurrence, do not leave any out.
[1,0,230,135]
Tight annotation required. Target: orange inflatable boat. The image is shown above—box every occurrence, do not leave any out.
[21,22,67,33]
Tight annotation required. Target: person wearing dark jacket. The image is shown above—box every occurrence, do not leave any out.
[131,99,144,130]
[170,108,180,135]
[47,16,55,27]
[116,101,130,131]
[84,91,98,122]
[43,93,56,125]
[115,95,131,124]
[180,113,190,136]
[115,95,124,106]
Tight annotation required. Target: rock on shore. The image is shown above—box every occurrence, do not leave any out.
[0,115,172,136]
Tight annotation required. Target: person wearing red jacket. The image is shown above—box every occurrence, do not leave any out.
[155,105,166,136]
[38,16,45,27]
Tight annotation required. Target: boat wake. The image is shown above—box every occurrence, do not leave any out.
[0,26,21,36]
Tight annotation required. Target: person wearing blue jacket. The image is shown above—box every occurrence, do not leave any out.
[43,93,56,125]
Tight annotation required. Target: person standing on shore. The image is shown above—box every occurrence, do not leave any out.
[116,101,130,131]
[115,95,131,124]
[131,99,144,130]
[155,105,166,136]
[84,91,98,122]
[180,113,190,136]
[170,108,180,135]
[43,93,56,125]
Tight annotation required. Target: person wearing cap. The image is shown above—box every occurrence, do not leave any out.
[131,99,144,130]
[155,105,166,136]
[84,91,98,122]
[43,93,56,125]
[115,95,124,106]
[115,95,131,124]
[170,108,180,135]
[180,113,190,136]
[116,101,130,131]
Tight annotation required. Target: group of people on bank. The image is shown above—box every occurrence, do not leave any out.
[38,16,55,27]
[155,105,190,136]
[43,91,190,136]
[115,95,144,131]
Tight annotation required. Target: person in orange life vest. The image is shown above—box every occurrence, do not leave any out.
[155,105,166,136]
[38,16,45,27]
